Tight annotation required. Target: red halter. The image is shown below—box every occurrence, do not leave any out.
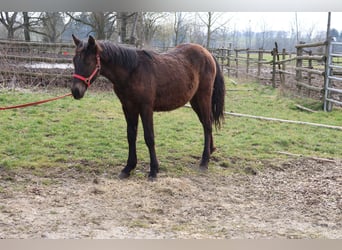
[73,53,101,87]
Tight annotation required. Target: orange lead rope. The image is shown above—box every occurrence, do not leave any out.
[1,48,102,111]
[0,93,72,110]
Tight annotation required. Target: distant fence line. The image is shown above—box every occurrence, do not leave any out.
[0,39,90,89]
[0,39,74,54]
[210,38,342,111]
[210,47,274,81]
[1,39,341,110]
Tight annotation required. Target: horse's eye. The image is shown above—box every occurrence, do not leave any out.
[74,52,83,62]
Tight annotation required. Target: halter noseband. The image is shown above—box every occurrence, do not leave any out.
[73,53,101,87]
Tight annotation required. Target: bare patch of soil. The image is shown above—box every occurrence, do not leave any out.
[0,158,341,239]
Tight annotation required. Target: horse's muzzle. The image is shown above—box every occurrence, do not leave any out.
[71,88,83,99]
[71,82,86,99]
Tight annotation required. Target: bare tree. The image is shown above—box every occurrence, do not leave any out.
[245,20,252,48]
[129,13,139,45]
[256,18,270,49]
[66,12,117,40]
[117,12,139,44]
[292,12,302,43]
[141,12,167,46]
[197,12,231,48]
[304,24,316,42]
[22,12,31,41]
[230,23,239,48]
[28,12,70,42]
[0,12,24,39]
[173,12,189,46]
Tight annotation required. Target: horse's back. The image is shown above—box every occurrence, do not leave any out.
[147,44,212,111]
[172,43,216,80]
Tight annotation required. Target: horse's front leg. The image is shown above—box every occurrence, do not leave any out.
[140,108,159,180]
[118,109,139,179]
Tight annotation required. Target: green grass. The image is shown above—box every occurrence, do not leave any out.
[0,83,341,177]
[224,82,342,158]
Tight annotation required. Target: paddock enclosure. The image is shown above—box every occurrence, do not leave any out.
[0,39,341,238]
[1,37,342,110]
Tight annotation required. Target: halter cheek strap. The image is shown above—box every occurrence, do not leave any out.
[73,53,101,87]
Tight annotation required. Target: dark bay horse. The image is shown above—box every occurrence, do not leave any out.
[71,35,225,180]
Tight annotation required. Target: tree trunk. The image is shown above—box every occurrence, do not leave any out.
[7,29,14,40]
[93,12,106,40]
[129,13,138,45]
[119,12,128,43]
[206,12,212,48]
[23,12,31,41]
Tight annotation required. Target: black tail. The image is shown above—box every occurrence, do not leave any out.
[212,56,225,129]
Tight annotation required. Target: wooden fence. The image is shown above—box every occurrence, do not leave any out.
[273,39,342,110]
[210,46,273,83]
[211,39,342,110]
[0,39,74,88]
[1,39,341,110]
[0,39,74,54]
[0,39,114,90]
[211,44,322,90]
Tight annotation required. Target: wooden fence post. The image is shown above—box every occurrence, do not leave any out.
[257,48,263,79]
[227,47,231,77]
[220,48,224,73]
[308,50,313,97]
[281,48,286,86]
[296,45,303,91]
[235,49,239,78]
[324,38,333,112]
[246,48,250,77]
[272,48,277,88]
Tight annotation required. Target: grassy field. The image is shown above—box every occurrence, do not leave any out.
[1,81,341,177]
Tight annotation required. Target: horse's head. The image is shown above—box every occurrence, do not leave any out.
[71,35,102,99]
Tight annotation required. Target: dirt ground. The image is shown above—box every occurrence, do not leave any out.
[0,157,341,239]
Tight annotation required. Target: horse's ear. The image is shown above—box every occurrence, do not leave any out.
[88,35,102,53]
[88,35,96,47]
[72,34,81,46]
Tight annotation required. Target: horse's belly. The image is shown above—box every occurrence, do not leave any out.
[154,100,187,111]
[154,82,197,111]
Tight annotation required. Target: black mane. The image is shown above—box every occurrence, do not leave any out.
[99,41,139,71]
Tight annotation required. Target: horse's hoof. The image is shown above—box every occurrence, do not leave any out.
[148,176,157,182]
[118,171,130,179]
[199,165,208,172]
[148,172,157,181]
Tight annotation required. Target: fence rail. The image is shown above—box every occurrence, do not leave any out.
[1,39,341,110]
[211,38,342,111]
[0,40,73,88]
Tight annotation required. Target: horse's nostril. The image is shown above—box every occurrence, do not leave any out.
[72,88,81,99]
[71,82,86,100]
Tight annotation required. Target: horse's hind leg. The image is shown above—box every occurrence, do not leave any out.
[190,96,213,170]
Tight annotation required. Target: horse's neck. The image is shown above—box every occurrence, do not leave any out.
[101,61,130,87]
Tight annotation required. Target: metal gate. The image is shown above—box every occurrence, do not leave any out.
[324,37,342,111]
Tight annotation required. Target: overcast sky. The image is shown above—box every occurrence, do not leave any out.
[229,12,342,33]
